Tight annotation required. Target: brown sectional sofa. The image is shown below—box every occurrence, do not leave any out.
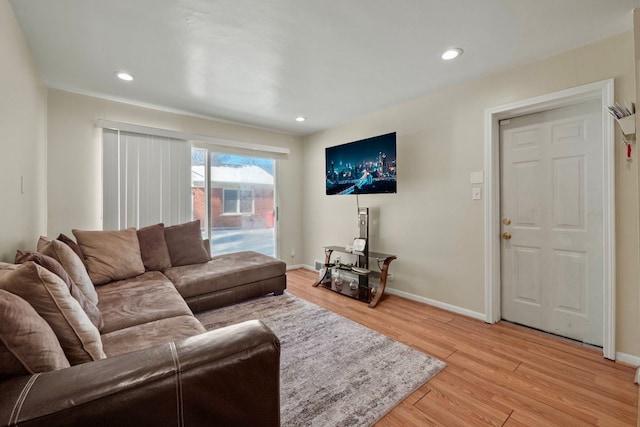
[0,221,287,426]
[166,251,288,312]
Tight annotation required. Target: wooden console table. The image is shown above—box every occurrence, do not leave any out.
[312,246,396,308]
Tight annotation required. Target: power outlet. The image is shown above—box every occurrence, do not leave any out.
[472,187,482,200]
[290,248,295,258]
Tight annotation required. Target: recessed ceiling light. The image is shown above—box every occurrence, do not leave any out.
[115,71,134,81]
[441,48,463,61]
[295,116,306,122]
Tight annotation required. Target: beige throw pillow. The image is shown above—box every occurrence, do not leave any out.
[73,228,145,285]
[0,263,106,365]
[137,223,172,271]
[164,220,211,267]
[57,233,85,263]
[0,289,70,380]
[38,237,98,305]
[15,251,104,331]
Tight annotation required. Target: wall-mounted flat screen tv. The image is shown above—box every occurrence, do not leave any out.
[325,132,397,195]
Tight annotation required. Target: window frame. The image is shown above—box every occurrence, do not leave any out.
[222,188,255,215]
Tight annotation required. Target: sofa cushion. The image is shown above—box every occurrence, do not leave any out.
[101,315,205,357]
[73,228,146,285]
[203,239,211,258]
[15,251,69,283]
[164,251,286,299]
[96,271,194,334]
[137,223,172,271]
[57,233,85,264]
[14,251,104,331]
[38,237,98,305]
[0,289,70,380]
[164,220,210,267]
[0,262,106,365]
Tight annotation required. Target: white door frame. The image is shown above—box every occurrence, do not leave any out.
[484,79,616,359]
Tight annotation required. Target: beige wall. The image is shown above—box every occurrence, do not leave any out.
[302,31,640,357]
[46,90,304,265]
[0,1,47,261]
[5,0,639,358]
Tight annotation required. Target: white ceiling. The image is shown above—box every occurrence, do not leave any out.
[9,0,640,135]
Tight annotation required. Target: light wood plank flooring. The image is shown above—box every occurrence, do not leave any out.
[286,268,638,426]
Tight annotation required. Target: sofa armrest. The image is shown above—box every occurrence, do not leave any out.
[0,320,280,427]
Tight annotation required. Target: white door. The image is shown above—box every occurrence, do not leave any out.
[500,100,603,346]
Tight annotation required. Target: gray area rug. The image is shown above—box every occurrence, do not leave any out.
[196,293,446,426]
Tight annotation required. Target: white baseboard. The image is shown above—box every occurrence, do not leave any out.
[384,287,486,322]
[294,265,486,321]
[286,264,305,271]
[616,351,640,367]
[378,288,640,366]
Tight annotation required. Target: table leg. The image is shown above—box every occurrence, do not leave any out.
[368,256,396,308]
[312,249,334,287]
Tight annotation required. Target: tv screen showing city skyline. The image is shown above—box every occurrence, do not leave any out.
[325,132,397,195]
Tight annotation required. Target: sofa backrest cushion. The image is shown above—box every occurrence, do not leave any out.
[57,233,85,264]
[15,251,104,331]
[72,228,145,285]
[203,239,211,258]
[0,262,106,365]
[137,223,172,272]
[0,289,71,380]
[164,220,211,267]
[38,237,99,305]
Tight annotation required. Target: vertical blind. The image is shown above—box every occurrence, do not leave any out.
[102,129,191,230]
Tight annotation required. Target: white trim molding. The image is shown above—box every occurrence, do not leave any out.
[96,119,290,157]
[616,352,640,367]
[484,79,616,360]
[384,287,486,321]
[300,262,487,321]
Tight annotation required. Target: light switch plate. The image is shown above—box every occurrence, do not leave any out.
[470,171,484,184]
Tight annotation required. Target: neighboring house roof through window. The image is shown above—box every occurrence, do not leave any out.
[192,165,274,187]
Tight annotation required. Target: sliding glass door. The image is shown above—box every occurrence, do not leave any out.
[192,147,277,257]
